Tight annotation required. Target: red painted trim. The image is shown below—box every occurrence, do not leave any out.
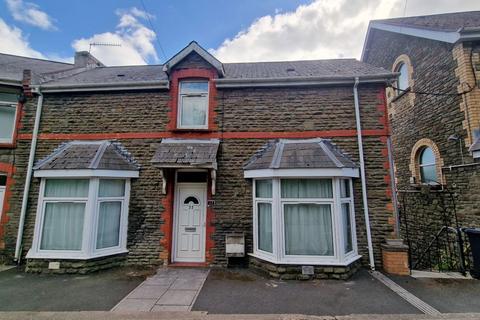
[17,129,389,141]
[167,68,218,131]
[205,176,215,264]
[0,163,16,249]
[159,171,174,264]
[0,101,23,149]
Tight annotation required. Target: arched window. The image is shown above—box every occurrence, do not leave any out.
[419,147,437,183]
[395,62,409,94]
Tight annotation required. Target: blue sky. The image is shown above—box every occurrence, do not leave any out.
[0,0,479,65]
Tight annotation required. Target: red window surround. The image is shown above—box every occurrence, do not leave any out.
[167,68,218,132]
[0,163,15,249]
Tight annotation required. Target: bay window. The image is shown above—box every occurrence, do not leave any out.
[28,177,131,259]
[252,178,359,265]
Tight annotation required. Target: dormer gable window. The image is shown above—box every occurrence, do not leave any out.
[178,81,209,129]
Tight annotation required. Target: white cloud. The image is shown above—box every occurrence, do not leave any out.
[212,0,480,62]
[72,7,158,66]
[6,0,56,30]
[0,18,45,58]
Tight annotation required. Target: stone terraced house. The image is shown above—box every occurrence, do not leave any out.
[362,11,480,272]
[0,41,402,278]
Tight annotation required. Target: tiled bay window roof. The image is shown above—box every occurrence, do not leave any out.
[33,140,139,171]
[244,138,357,171]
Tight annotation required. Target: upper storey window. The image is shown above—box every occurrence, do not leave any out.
[395,62,409,94]
[0,92,18,144]
[178,81,209,129]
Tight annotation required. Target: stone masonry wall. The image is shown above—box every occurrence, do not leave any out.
[1,69,394,270]
[364,29,480,264]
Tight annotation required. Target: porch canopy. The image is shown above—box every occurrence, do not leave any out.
[243,138,359,178]
[151,138,220,194]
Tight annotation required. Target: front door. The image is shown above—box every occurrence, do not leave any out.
[173,184,207,262]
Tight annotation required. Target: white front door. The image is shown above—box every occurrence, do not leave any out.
[0,186,5,220]
[173,184,207,262]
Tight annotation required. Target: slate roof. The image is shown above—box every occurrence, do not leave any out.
[43,65,168,86]
[223,59,390,79]
[244,138,357,171]
[42,59,392,87]
[373,11,480,32]
[0,52,74,83]
[151,139,220,169]
[34,141,139,171]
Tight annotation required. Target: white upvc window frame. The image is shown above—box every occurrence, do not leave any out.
[27,177,131,260]
[251,177,360,266]
[177,80,209,130]
[0,100,18,144]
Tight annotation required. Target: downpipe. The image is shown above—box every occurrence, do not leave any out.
[14,87,43,263]
[353,77,376,270]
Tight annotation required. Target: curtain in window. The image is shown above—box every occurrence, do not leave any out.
[255,180,272,198]
[99,179,125,197]
[342,203,353,253]
[40,202,85,250]
[281,179,332,198]
[181,96,207,126]
[44,179,89,197]
[257,203,272,253]
[0,105,16,140]
[284,203,333,256]
[96,201,121,249]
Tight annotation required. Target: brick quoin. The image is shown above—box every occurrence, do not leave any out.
[159,172,174,263]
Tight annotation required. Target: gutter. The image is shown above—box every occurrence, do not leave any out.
[40,80,170,93]
[215,74,395,88]
[353,77,376,270]
[0,79,22,87]
[14,86,43,263]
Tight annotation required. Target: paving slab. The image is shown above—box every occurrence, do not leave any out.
[112,267,209,312]
[389,275,480,313]
[192,268,421,315]
[157,290,198,305]
[0,267,145,311]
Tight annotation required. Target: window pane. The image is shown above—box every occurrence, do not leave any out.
[420,147,435,165]
[96,201,121,249]
[397,63,409,91]
[284,203,333,256]
[421,165,437,183]
[40,202,85,250]
[44,179,89,198]
[281,179,332,198]
[180,96,207,126]
[0,105,16,141]
[257,203,272,253]
[180,81,208,93]
[99,179,125,197]
[255,180,272,198]
[342,203,353,253]
[0,92,18,103]
[340,179,350,198]
[0,175,6,186]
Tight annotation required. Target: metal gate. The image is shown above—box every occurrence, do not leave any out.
[399,187,472,274]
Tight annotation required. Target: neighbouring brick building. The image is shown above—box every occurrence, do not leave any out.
[363,11,480,271]
[0,41,399,278]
